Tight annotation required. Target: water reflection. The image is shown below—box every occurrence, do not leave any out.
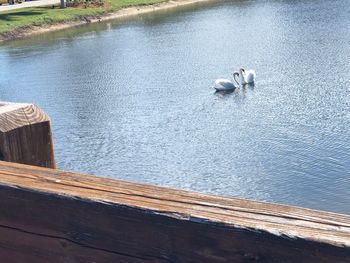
[214,89,236,97]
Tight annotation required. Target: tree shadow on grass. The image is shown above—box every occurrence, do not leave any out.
[0,11,44,21]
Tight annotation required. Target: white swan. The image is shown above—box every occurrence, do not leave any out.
[233,68,256,85]
[214,73,239,91]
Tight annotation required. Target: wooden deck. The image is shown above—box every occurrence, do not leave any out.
[0,161,349,262]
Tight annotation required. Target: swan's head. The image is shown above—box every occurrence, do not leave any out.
[239,68,245,73]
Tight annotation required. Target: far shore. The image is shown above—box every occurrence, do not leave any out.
[0,0,216,42]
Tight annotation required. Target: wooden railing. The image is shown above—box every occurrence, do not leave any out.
[0,161,349,262]
[0,102,349,262]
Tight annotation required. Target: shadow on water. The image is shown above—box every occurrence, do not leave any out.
[214,89,236,97]
[243,83,255,91]
[214,83,255,97]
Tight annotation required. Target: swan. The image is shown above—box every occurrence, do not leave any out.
[214,73,239,91]
[233,68,256,85]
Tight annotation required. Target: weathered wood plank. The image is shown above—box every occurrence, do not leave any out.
[0,102,55,168]
[0,161,349,262]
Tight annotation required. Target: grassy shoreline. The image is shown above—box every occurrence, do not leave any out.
[0,0,168,41]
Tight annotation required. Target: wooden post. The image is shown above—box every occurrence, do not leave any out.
[0,102,55,168]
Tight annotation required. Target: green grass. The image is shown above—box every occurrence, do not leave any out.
[0,0,165,37]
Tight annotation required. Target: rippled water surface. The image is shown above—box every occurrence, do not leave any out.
[1,0,349,214]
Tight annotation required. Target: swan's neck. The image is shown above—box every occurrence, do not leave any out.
[239,69,246,84]
[233,72,240,86]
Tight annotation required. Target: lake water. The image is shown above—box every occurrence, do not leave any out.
[0,0,349,214]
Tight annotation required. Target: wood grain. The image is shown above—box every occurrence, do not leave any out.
[0,161,349,262]
[0,102,55,168]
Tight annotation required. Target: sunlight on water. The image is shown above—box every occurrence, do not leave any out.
[0,0,349,214]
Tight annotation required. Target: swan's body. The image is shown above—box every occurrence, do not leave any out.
[214,78,238,91]
[214,68,255,91]
[233,68,256,85]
